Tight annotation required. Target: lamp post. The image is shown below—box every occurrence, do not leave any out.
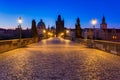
[43,29,46,38]
[91,18,97,48]
[91,18,97,39]
[66,30,70,34]
[18,17,22,47]
[65,30,70,38]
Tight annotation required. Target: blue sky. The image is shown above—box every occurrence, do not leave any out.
[0,0,120,29]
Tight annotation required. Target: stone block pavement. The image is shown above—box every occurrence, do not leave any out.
[0,38,120,80]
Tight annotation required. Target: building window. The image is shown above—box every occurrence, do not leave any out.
[112,36,117,39]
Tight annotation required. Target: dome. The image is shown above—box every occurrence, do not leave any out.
[37,19,46,29]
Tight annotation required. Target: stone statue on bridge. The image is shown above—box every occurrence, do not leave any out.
[75,18,82,38]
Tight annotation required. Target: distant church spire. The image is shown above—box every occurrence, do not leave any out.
[100,16,107,29]
[77,18,80,24]
[56,15,64,37]
[102,16,106,24]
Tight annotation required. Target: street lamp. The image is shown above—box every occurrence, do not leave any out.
[65,30,70,38]
[60,32,64,37]
[90,18,97,48]
[42,30,47,38]
[18,17,22,47]
[66,30,70,34]
[91,19,97,27]
[91,18,97,39]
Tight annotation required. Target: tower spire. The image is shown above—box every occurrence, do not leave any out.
[102,15,106,24]
[100,15,107,29]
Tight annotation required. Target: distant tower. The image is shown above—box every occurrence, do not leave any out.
[56,15,64,36]
[75,18,82,38]
[100,16,107,29]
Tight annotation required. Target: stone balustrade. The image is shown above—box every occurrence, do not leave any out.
[0,38,36,53]
[75,38,120,55]
[94,40,120,55]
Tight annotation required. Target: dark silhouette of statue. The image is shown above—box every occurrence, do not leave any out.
[31,19,38,42]
[75,18,82,38]
[56,15,64,37]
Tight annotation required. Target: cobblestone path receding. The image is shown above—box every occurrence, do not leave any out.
[0,38,120,80]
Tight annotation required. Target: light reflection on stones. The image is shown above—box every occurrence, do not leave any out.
[0,38,120,80]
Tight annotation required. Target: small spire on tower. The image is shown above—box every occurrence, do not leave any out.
[102,15,106,24]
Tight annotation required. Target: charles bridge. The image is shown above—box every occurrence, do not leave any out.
[0,37,120,80]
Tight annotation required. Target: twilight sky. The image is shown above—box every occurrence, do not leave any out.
[0,0,120,29]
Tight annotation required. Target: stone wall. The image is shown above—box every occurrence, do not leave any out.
[94,40,120,55]
[78,39,120,55]
[0,38,35,53]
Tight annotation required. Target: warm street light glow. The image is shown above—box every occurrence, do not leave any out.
[18,17,22,24]
[91,18,97,26]
[48,32,50,35]
[50,33,53,36]
[112,36,117,39]
[60,33,64,36]
[43,30,46,33]
[47,32,53,37]
[66,30,70,34]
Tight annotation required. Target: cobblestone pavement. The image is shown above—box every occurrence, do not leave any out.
[0,38,120,80]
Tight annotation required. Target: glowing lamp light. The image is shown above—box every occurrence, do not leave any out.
[66,30,70,34]
[50,33,53,36]
[18,17,22,24]
[60,33,64,36]
[48,32,50,35]
[43,30,46,33]
[91,18,97,26]
[112,36,117,39]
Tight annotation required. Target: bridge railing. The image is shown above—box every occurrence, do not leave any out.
[94,40,120,55]
[75,38,120,55]
[0,38,37,53]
